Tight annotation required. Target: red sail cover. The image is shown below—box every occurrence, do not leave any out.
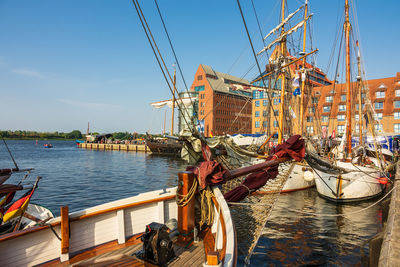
[224,135,305,202]
[2,186,36,222]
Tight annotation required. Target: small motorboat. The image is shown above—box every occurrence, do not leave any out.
[43,143,53,148]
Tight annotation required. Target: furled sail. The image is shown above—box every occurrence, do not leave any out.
[257,14,313,56]
[150,97,196,109]
[263,4,305,41]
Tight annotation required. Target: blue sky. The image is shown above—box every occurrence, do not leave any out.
[0,0,399,134]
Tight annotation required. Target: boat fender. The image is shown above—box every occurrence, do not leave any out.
[303,170,314,182]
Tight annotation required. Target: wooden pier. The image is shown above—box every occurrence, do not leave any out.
[78,143,149,152]
[378,161,400,266]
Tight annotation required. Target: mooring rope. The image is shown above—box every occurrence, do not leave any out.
[228,184,397,217]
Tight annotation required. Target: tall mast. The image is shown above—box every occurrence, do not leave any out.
[171,68,176,135]
[278,0,286,144]
[344,0,352,157]
[356,41,363,145]
[299,0,308,135]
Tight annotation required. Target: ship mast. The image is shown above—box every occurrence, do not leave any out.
[356,41,363,145]
[171,68,176,135]
[299,0,308,135]
[278,0,286,144]
[344,0,352,158]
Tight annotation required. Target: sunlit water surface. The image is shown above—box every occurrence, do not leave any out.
[1,140,382,266]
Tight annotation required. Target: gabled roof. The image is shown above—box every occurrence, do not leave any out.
[200,64,251,95]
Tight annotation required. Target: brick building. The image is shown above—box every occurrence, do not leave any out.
[306,72,400,136]
[190,64,253,137]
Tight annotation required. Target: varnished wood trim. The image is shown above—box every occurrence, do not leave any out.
[60,206,69,254]
[70,195,175,221]
[0,194,175,242]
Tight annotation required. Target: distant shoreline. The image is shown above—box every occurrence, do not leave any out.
[2,138,80,141]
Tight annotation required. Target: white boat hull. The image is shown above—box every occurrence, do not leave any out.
[313,161,384,202]
[281,163,315,192]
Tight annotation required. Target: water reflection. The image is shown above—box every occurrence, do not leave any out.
[246,190,383,266]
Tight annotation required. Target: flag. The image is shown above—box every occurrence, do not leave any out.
[293,88,301,96]
[2,186,36,223]
[331,129,336,139]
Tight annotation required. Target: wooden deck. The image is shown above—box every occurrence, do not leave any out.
[69,240,205,267]
[38,233,206,267]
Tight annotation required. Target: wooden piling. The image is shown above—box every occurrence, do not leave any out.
[60,206,69,262]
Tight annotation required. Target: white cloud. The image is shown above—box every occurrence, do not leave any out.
[58,99,122,110]
[12,68,42,78]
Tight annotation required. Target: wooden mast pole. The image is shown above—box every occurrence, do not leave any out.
[278,0,286,144]
[299,0,308,135]
[171,68,176,136]
[356,41,363,145]
[344,0,352,157]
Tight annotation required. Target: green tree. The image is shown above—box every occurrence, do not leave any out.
[65,130,83,139]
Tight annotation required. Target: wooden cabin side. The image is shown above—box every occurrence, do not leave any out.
[0,188,177,266]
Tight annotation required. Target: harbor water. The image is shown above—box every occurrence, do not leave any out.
[0,140,383,266]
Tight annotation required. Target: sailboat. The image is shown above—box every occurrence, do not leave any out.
[146,69,194,156]
[305,0,387,202]
[251,0,316,193]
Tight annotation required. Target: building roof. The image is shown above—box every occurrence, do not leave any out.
[200,64,251,96]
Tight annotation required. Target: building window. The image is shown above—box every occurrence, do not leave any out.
[273,98,279,105]
[197,75,203,81]
[195,85,205,92]
[396,89,400,97]
[376,91,385,98]
[252,90,264,99]
[273,120,279,127]
[263,110,267,116]
[309,107,315,113]
[255,100,260,107]
[322,116,329,122]
[338,125,345,134]
[323,106,331,112]
[374,113,383,120]
[356,103,365,111]
[306,126,313,134]
[306,116,313,122]
[255,111,260,117]
[255,121,260,128]
[341,94,346,101]
[274,110,279,116]
[355,124,360,133]
[394,112,400,119]
[325,96,333,103]
[395,123,400,133]
[337,114,345,121]
[338,105,346,112]
[375,102,383,109]
[263,100,268,106]
[361,93,366,99]
[395,101,400,108]
[263,121,268,127]
[375,124,383,132]
[312,97,318,104]
[355,114,359,121]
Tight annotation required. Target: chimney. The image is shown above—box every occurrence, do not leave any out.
[396,72,400,82]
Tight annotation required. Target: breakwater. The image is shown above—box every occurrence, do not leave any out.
[78,142,149,152]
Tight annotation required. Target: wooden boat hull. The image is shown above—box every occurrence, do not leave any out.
[146,140,182,156]
[0,186,235,266]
